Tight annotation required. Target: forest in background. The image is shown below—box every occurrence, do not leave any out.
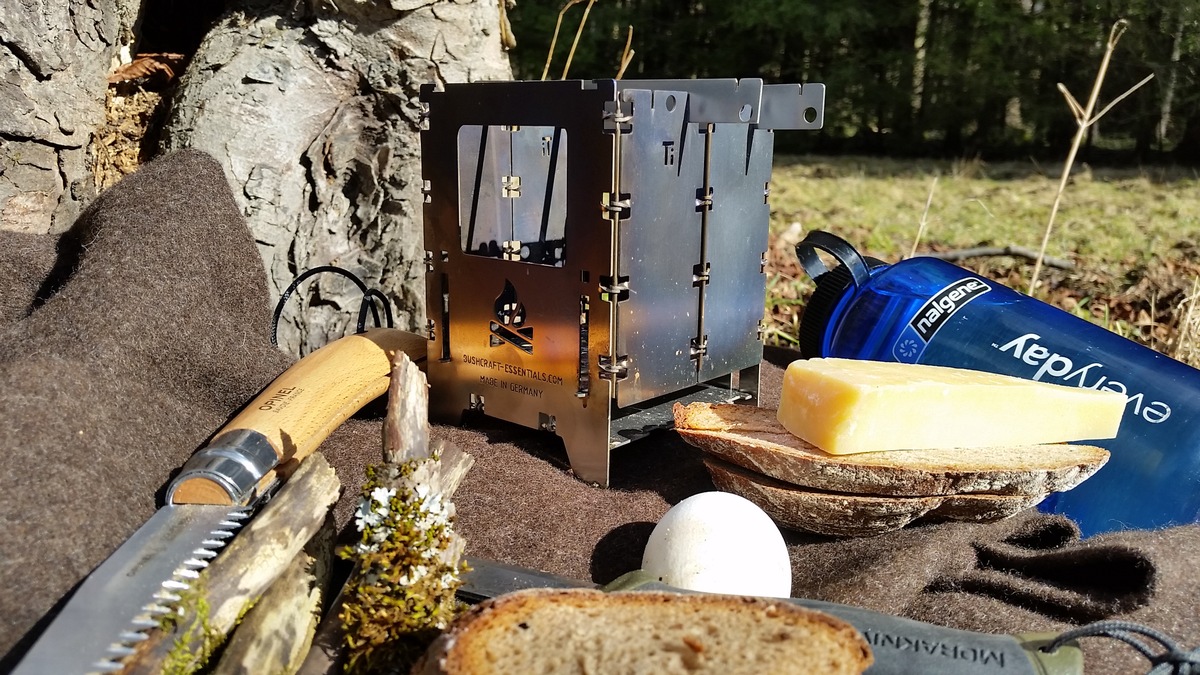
[507,0,1199,162]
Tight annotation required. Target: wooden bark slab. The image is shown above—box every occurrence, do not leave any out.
[706,458,1047,537]
[675,402,1109,497]
[210,516,337,675]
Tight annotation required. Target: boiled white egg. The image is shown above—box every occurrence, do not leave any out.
[641,491,792,598]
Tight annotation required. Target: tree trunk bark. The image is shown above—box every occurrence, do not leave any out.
[1175,111,1200,163]
[1158,8,1185,148]
[158,0,513,357]
[0,0,143,234]
[911,0,932,119]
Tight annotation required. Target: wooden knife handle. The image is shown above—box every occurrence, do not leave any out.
[169,328,428,505]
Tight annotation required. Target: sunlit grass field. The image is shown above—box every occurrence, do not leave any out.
[763,155,1200,364]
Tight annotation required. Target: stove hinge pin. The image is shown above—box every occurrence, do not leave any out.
[599,275,630,303]
[602,104,634,133]
[603,192,631,219]
[598,354,629,381]
[501,239,522,261]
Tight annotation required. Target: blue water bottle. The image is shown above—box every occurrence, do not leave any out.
[794,230,1200,536]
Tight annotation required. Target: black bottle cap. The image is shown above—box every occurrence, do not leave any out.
[798,263,856,359]
[793,231,885,359]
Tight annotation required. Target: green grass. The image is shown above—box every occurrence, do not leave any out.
[763,155,1200,361]
[769,155,1200,264]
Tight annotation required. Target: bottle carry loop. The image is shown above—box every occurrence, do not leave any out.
[795,231,872,290]
[794,231,877,358]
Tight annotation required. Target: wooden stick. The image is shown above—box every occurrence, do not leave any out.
[209,516,336,675]
[924,245,1074,270]
[383,351,430,465]
[298,352,474,674]
[383,354,475,494]
[560,0,597,80]
[1028,19,1151,295]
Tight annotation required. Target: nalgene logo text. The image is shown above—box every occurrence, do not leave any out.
[911,278,990,341]
[994,333,1171,424]
[890,277,991,363]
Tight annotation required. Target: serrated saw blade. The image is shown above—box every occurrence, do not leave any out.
[12,504,251,674]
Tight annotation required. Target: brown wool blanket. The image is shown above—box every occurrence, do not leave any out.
[1,149,1197,674]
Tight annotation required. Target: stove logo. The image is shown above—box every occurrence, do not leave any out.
[490,280,534,353]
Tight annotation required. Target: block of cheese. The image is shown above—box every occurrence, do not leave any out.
[673,402,1110,497]
[777,358,1126,455]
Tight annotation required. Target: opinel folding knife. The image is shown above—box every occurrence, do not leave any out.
[12,328,425,674]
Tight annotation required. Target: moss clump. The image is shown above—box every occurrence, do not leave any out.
[338,463,466,673]
[159,583,224,675]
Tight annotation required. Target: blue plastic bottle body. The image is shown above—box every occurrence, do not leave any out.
[820,256,1200,536]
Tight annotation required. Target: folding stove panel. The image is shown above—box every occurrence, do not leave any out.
[700,123,774,384]
[610,86,703,406]
[421,79,825,486]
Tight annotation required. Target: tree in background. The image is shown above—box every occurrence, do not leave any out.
[507,0,1198,161]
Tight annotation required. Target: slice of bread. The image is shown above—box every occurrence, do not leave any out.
[413,588,873,675]
[674,402,1110,497]
[705,457,1047,537]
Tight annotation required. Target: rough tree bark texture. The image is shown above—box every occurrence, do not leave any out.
[159,0,513,357]
[0,0,142,234]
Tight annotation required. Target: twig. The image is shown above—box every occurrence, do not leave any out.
[299,352,474,675]
[560,0,597,80]
[924,245,1074,270]
[1171,276,1200,363]
[541,0,585,81]
[1091,73,1155,125]
[1028,19,1154,295]
[615,25,634,79]
[908,174,938,258]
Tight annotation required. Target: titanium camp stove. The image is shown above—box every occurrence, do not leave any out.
[420,78,825,485]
